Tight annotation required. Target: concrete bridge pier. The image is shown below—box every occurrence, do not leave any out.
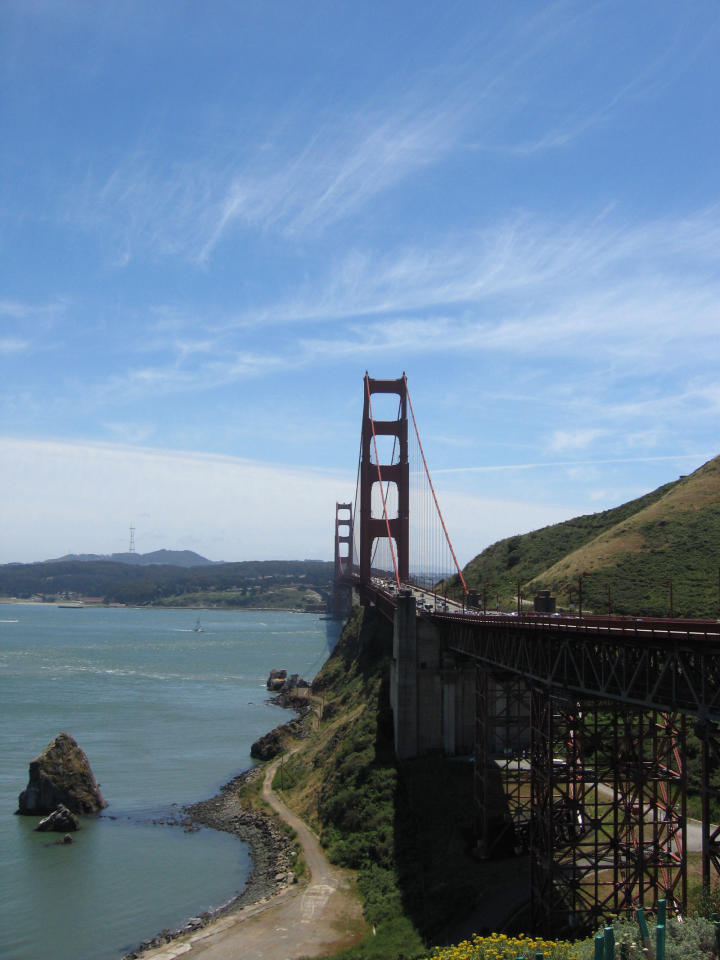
[331,581,353,620]
[390,591,474,760]
[391,591,418,759]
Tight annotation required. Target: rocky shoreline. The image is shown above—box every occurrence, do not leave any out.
[121,696,313,960]
[121,766,296,958]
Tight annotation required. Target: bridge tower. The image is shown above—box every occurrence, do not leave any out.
[360,374,409,585]
[331,502,354,619]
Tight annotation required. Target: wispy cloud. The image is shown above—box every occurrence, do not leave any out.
[434,453,713,475]
[197,104,465,261]
[0,298,66,323]
[67,90,468,266]
[68,202,720,416]
[0,337,30,354]
[213,204,720,332]
[62,3,682,268]
[549,429,609,452]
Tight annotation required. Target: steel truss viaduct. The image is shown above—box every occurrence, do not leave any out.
[335,373,720,936]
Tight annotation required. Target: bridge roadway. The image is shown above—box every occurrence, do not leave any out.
[354,576,720,720]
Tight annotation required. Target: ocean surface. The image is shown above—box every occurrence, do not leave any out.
[0,602,339,960]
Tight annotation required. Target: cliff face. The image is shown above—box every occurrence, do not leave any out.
[17,732,107,815]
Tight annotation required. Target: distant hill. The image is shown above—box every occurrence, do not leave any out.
[450,454,720,618]
[48,549,214,568]
[0,558,334,609]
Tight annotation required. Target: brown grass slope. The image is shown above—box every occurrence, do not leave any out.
[455,454,720,618]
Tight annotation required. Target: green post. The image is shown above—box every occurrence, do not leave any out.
[636,906,652,953]
[594,933,604,960]
[604,925,615,960]
[656,922,666,960]
[657,897,666,927]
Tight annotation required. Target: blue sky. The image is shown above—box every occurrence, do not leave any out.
[2,1,719,565]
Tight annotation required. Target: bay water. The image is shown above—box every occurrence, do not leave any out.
[0,602,339,960]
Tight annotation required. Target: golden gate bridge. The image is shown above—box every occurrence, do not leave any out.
[333,372,720,936]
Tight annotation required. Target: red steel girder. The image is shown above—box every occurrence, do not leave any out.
[529,695,686,937]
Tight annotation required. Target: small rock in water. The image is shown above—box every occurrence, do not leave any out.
[36,804,80,832]
[62,833,74,844]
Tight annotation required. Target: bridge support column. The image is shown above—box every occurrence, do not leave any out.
[530,696,687,937]
[391,591,418,759]
[442,668,457,756]
[474,670,532,858]
[698,720,720,892]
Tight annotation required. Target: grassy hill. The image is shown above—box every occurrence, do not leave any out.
[449,454,720,618]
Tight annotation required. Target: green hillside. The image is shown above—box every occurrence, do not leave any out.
[450,455,720,618]
[0,558,333,610]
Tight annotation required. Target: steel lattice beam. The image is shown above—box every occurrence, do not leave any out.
[529,695,686,937]
[475,668,533,859]
[446,618,720,719]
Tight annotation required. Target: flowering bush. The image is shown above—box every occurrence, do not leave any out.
[427,918,718,960]
[429,931,580,959]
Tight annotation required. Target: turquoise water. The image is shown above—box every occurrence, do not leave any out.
[0,603,338,960]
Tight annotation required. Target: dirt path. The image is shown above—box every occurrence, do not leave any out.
[136,757,366,960]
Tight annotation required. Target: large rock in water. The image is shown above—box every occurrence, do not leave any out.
[17,733,106,815]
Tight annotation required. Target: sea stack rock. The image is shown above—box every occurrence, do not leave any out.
[17,733,106,815]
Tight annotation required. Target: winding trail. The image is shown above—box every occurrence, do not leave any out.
[138,756,365,960]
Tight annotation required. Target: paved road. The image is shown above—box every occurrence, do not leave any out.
[138,757,365,960]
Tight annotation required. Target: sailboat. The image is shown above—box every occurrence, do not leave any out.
[193,617,204,633]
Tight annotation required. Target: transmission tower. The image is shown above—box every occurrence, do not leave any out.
[129,526,136,554]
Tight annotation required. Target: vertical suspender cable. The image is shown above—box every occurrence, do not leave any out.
[404,374,468,596]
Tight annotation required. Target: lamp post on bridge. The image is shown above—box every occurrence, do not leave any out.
[662,579,674,619]
[578,571,589,618]
[603,583,612,616]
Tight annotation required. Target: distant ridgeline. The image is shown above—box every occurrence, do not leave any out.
[0,557,333,610]
[445,453,720,619]
[48,549,215,567]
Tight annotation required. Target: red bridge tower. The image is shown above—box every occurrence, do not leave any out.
[360,374,409,585]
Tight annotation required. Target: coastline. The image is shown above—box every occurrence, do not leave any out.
[121,766,296,959]
[121,692,314,960]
